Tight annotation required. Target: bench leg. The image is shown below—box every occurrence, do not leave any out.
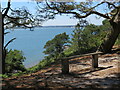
[92,54,98,70]
[61,59,69,74]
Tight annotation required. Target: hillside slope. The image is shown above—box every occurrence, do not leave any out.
[1,52,120,89]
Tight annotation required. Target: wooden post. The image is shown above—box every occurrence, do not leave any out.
[61,58,69,74]
[92,54,98,70]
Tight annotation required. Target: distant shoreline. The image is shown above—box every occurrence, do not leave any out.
[11,25,75,29]
[41,25,75,27]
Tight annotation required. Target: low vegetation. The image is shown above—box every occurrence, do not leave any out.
[1,49,26,78]
[5,49,26,73]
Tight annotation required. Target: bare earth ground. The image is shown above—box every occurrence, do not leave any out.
[1,53,120,89]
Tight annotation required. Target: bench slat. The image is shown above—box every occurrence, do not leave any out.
[63,52,103,60]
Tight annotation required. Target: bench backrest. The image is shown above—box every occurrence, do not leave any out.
[63,51,103,60]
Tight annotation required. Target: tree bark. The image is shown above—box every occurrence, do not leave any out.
[99,10,120,53]
[0,12,2,74]
[1,0,11,74]
[2,20,5,74]
[0,12,5,74]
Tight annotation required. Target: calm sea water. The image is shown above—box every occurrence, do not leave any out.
[5,27,74,68]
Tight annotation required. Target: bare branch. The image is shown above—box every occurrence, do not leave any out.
[4,21,11,25]
[2,8,7,13]
[4,38,16,50]
[4,32,10,35]
[2,0,11,19]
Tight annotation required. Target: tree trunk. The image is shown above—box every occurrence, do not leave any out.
[99,11,120,53]
[0,12,2,74]
[1,1,11,74]
[1,17,5,74]
[0,12,5,74]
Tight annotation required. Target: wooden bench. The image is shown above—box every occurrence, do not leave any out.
[61,52,103,74]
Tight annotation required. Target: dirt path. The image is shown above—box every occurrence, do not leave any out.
[1,53,120,89]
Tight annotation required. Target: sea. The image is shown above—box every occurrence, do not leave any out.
[4,27,75,68]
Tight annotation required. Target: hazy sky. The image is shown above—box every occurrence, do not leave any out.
[1,0,105,26]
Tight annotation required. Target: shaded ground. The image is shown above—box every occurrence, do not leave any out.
[1,52,120,89]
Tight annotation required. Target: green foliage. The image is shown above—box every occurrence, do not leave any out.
[83,24,102,48]
[43,32,70,60]
[38,57,54,68]
[5,49,26,73]
[0,71,28,78]
[65,19,112,56]
[64,47,74,56]
[0,74,9,78]
[70,24,99,54]
[71,24,83,53]
[12,71,26,77]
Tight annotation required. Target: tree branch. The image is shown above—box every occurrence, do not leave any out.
[6,14,26,20]
[91,11,110,19]
[105,2,117,9]
[45,1,110,19]
[82,2,105,12]
[4,38,16,50]
[4,32,10,35]
[2,0,11,19]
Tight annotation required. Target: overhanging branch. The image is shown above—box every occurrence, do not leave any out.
[45,1,111,19]
[2,0,11,19]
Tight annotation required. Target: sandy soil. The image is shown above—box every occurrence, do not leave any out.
[1,53,120,89]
